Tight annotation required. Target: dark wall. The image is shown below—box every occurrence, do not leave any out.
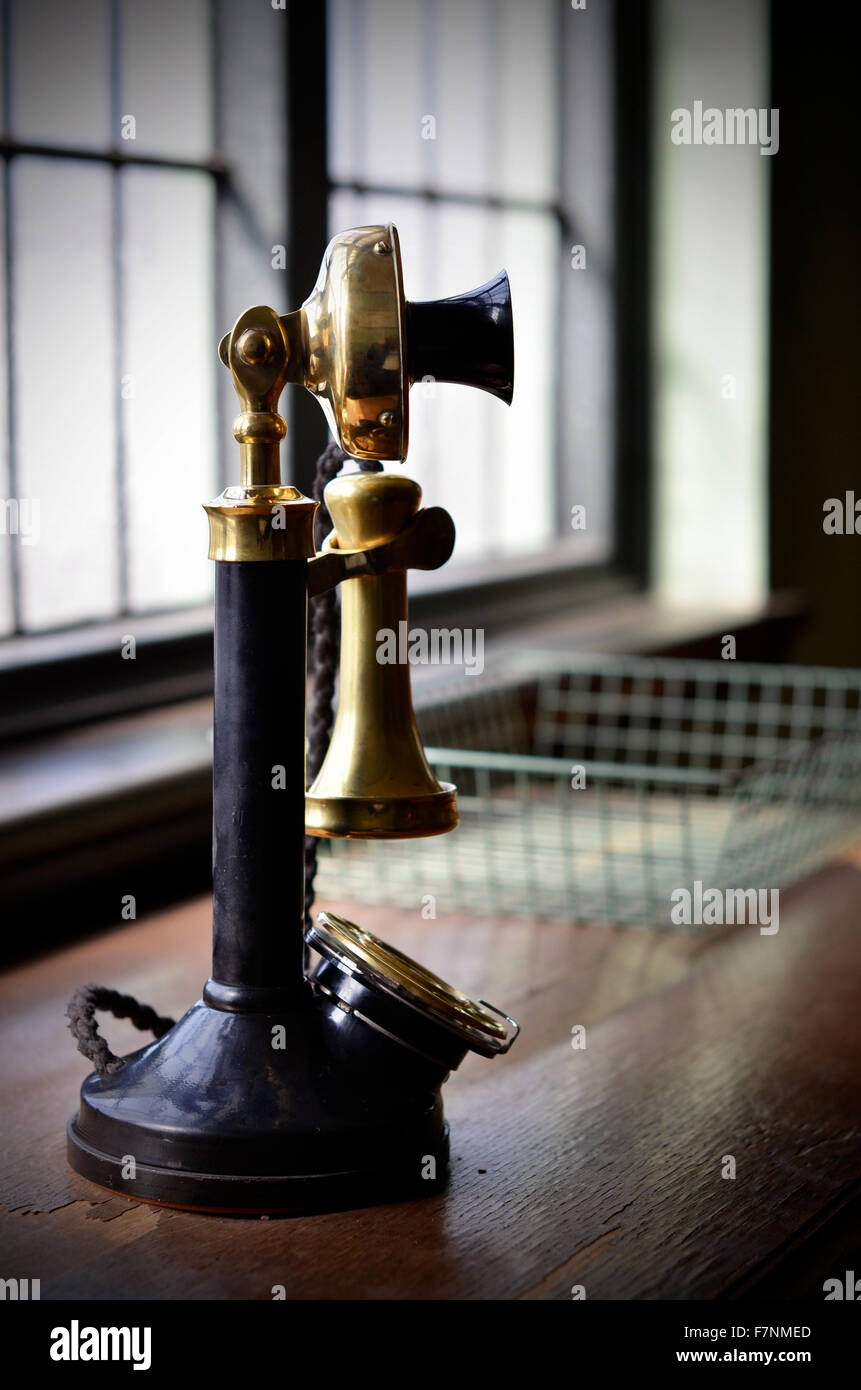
[769,1,860,665]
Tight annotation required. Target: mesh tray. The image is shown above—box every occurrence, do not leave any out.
[313,654,861,927]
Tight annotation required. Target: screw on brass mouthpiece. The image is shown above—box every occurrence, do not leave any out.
[236,328,274,367]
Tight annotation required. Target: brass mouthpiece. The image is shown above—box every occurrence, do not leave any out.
[305,470,458,840]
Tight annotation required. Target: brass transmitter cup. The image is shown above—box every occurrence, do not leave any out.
[305,470,458,840]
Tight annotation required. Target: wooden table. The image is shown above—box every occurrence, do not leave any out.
[2,858,861,1300]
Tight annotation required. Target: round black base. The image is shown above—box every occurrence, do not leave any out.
[66,1118,450,1216]
[67,989,452,1216]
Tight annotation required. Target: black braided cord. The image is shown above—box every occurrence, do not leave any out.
[66,442,382,1067]
[303,441,349,934]
[66,985,176,1076]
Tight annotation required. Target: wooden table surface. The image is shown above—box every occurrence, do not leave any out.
[2,858,861,1300]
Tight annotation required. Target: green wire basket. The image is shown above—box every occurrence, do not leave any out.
[313,654,861,928]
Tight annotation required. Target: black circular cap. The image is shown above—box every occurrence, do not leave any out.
[305,911,519,1068]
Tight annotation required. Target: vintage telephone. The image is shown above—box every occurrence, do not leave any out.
[66,224,519,1213]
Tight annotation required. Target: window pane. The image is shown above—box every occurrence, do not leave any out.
[494,206,558,553]
[120,0,213,159]
[558,0,615,561]
[328,0,425,191]
[10,0,111,148]
[328,0,559,202]
[329,0,614,568]
[652,0,768,606]
[121,167,216,612]
[490,0,558,204]
[433,0,496,198]
[329,0,558,201]
[13,159,118,631]
[558,264,615,561]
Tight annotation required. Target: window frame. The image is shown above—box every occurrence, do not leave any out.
[0,0,653,748]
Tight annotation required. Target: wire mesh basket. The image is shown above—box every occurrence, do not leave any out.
[313,654,861,928]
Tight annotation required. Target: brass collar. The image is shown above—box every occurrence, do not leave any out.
[204,485,316,563]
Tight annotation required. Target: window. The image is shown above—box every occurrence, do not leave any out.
[0,0,647,736]
[328,0,619,570]
[0,0,288,642]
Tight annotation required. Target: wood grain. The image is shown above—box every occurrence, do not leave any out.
[1,863,860,1300]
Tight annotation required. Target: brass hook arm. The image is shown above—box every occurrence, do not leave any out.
[219,305,291,488]
[307,506,455,599]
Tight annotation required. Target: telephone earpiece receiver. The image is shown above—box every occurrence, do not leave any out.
[219,222,514,462]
